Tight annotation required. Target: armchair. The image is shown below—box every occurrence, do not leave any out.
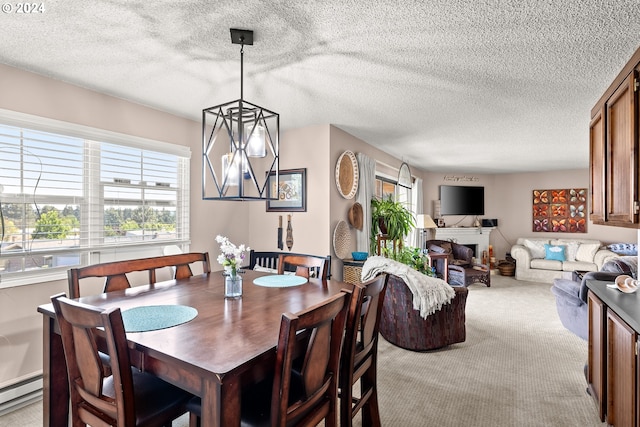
[551,256,638,340]
[426,239,490,287]
[379,274,468,351]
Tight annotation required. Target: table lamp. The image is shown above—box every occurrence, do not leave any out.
[416,214,438,250]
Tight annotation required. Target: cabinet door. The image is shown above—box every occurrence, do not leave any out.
[606,72,638,225]
[607,309,637,427]
[588,291,607,421]
[590,108,606,224]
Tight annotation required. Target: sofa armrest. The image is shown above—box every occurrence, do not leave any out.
[579,271,619,302]
[594,249,620,270]
[510,244,531,265]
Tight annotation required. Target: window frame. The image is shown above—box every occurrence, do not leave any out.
[374,170,415,247]
[0,109,191,288]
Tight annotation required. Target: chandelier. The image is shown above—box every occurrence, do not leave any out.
[202,28,279,200]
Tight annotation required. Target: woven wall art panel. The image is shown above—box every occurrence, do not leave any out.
[532,188,587,233]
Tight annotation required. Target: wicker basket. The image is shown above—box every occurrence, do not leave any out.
[497,261,515,276]
[343,264,363,284]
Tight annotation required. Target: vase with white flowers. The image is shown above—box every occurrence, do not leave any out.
[215,235,249,298]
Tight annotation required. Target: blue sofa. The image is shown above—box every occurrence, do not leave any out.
[551,256,638,341]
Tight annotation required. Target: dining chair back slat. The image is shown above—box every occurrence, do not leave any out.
[277,254,329,280]
[68,252,211,298]
[269,290,349,426]
[340,274,389,427]
[248,250,332,278]
[51,293,191,427]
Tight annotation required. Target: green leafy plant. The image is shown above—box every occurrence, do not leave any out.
[383,246,435,276]
[370,196,415,252]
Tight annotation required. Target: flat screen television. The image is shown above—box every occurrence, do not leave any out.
[439,185,485,216]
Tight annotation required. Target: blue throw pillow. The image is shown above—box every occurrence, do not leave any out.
[607,243,638,256]
[544,244,566,261]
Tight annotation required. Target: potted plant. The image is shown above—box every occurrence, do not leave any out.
[370,196,415,253]
[384,245,435,276]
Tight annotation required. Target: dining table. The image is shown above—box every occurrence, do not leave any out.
[38,269,354,427]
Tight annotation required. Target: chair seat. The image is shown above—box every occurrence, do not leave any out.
[103,369,192,427]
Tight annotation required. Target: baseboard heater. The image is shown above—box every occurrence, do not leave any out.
[0,375,42,416]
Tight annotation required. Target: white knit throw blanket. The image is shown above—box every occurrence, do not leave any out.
[361,256,456,319]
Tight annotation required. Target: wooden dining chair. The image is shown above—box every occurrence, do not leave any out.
[50,293,192,427]
[339,274,389,427]
[68,252,211,298]
[277,253,330,280]
[187,290,351,427]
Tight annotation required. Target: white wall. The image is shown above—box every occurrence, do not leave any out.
[248,125,331,255]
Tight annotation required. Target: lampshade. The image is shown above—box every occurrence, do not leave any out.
[417,214,437,229]
[202,29,279,201]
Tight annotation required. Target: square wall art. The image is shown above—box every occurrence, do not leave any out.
[532,188,587,233]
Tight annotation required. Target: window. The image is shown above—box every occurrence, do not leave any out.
[374,170,415,249]
[0,111,190,287]
[374,176,412,211]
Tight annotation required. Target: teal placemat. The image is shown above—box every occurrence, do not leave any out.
[122,305,198,332]
[253,275,307,287]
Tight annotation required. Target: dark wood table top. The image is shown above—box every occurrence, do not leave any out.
[39,269,353,388]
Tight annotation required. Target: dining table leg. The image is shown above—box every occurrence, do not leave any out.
[198,376,241,427]
[42,315,69,427]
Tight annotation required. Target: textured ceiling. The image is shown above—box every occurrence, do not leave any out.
[1,0,640,173]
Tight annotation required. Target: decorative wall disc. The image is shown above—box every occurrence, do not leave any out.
[348,202,363,230]
[335,150,359,199]
[333,220,352,260]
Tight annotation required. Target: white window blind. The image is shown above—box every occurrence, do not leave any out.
[0,110,190,287]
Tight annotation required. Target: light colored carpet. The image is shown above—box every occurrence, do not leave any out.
[0,275,600,427]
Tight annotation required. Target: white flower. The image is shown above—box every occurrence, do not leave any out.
[215,235,250,272]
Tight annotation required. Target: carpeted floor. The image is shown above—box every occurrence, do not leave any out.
[372,274,600,427]
[0,275,601,427]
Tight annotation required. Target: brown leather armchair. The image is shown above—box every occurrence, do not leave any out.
[379,274,468,351]
[427,239,490,287]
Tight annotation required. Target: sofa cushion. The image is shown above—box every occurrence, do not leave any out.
[439,242,454,262]
[429,244,446,254]
[576,243,600,263]
[565,242,580,262]
[562,261,597,272]
[524,239,548,259]
[544,244,566,261]
[530,258,562,271]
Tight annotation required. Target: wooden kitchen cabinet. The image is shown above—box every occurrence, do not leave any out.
[588,290,607,421]
[587,282,640,426]
[590,47,640,228]
[590,109,606,224]
[607,309,637,427]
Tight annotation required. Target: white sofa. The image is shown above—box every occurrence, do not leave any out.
[510,237,619,283]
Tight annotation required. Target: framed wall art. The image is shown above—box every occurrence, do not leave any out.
[532,188,587,233]
[266,168,307,212]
